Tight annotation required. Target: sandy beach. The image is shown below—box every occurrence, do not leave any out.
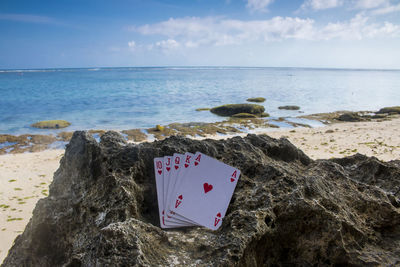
[0,150,64,262]
[1,117,400,263]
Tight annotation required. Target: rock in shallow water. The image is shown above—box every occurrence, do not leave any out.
[377,106,400,114]
[210,104,265,116]
[31,120,71,129]
[278,105,300,110]
[2,132,400,266]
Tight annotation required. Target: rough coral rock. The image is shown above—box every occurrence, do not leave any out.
[2,132,400,266]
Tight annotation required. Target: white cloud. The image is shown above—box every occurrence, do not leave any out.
[320,13,400,39]
[132,15,400,49]
[353,0,390,9]
[128,41,136,48]
[135,16,316,47]
[155,39,180,50]
[301,0,343,10]
[300,0,397,12]
[246,0,274,12]
[372,2,400,14]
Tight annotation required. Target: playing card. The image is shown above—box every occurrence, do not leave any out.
[170,152,241,230]
[165,153,198,225]
[153,157,192,228]
[163,156,172,205]
[165,153,183,213]
[165,152,200,225]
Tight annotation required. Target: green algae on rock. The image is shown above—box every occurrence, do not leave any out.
[155,125,164,131]
[259,112,270,117]
[231,113,258,118]
[377,106,400,114]
[246,97,266,103]
[278,105,300,110]
[210,104,265,116]
[31,120,71,129]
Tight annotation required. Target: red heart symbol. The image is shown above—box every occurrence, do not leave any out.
[230,178,235,182]
[184,163,189,168]
[194,161,199,166]
[203,183,213,193]
[158,170,162,175]
[175,165,179,170]
[178,195,183,200]
[166,167,170,171]
[216,212,221,218]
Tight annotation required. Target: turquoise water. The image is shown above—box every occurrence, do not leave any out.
[0,67,399,135]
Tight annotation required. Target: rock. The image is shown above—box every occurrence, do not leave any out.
[258,112,270,117]
[337,112,362,122]
[246,97,266,103]
[195,108,210,111]
[210,104,265,116]
[376,106,400,114]
[371,114,388,119]
[121,129,148,142]
[31,120,71,129]
[57,132,74,141]
[156,124,164,131]
[3,132,400,266]
[278,105,300,110]
[231,113,258,118]
[325,129,334,133]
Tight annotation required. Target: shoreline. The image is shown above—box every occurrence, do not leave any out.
[1,108,398,155]
[1,109,400,263]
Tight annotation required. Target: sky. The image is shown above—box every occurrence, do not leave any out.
[1,0,400,69]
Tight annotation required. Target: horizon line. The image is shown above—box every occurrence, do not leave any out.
[1,65,400,72]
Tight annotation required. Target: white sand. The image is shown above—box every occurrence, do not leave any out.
[1,117,399,263]
[266,118,400,161]
[0,150,64,263]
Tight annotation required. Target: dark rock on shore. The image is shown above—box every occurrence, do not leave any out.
[377,106,400,114]
[278,105,300,110]
[3,132,400,266]
[337,112,363,122]
[210,104,265,116]
[246,97,266,103]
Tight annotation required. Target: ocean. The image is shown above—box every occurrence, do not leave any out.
[0,67,399,135]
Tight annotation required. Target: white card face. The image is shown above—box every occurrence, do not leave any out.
[170,152,241,230]
[164,153,196,225]
[153,157,167,228]
[165,153,182,211]
[163,156,173,205]
[166,152,199,225]
[154,157,192,228]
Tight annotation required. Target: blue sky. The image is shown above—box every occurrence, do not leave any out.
[1,0,400,69]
